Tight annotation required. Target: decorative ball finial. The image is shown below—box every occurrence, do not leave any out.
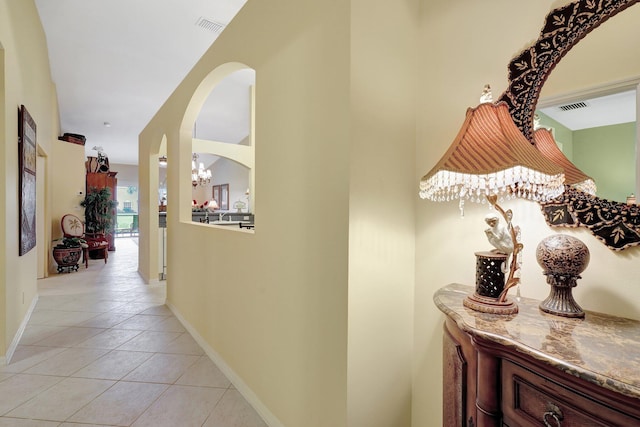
[479,84,493,103]
[536,234,590,318]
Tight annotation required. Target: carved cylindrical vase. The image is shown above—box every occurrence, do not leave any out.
[536,234,590,318]
[475,251,507,298]
[465,251,517,315]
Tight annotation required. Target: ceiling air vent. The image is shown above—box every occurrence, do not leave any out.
[558,101,588,111]
[195,17,225,34]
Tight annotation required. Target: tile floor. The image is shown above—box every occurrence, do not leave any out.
[0,238,268,427]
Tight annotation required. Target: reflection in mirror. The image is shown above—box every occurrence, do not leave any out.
[530,1,640,204]
[532,126,596,196]
[536,87,637,202]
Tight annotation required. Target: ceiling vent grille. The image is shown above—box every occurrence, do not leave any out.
[558,101,588,111]
[195,17,225,34]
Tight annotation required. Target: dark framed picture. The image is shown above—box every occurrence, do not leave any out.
[19,105,37,256]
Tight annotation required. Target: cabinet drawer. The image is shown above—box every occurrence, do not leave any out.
[502,360,638,427]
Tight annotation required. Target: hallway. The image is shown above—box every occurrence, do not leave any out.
[0,238,267,427]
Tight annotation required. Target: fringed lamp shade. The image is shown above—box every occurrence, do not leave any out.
[533,128,596,196]
[419,102,565,203]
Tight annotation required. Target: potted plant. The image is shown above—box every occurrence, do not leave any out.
[52,236,86,273]
[81,186,117,235]
[81,186,117,259]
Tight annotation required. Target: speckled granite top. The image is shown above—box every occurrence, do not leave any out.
[434,283,640,400]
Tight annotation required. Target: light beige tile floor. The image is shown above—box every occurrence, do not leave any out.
[0,238,268,427]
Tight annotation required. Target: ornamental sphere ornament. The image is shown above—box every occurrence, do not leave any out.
[536,234,590,318]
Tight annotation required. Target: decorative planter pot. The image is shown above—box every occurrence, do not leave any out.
[53,247,82,273]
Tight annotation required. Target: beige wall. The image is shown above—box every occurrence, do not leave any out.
[110,163,138,187]
[0,0,59,358]
[414,1,640,425]
[141,1,352,426]
[347,1,417,426]
[51,139,86,239]
[140,0,418,425]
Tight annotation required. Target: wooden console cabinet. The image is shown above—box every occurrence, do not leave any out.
[435,284,640,427]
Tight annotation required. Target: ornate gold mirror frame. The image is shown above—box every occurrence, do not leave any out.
[498,0,640,251]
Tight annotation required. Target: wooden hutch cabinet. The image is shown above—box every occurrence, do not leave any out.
[435,284,640,427]
[86,171,117,251]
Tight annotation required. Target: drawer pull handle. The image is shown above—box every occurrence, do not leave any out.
[543,403,564,427]
[543,412,562,427]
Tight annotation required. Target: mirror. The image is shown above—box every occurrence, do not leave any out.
[498,0,640,251]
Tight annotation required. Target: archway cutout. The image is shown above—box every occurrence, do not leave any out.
[183,63,255,229]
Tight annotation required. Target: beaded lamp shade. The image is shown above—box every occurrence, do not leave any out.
[419,101,565,203]
[533,128,596,196]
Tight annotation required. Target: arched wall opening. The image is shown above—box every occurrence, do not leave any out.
[181,63,255,228]
[158,135,167,280]
[138,132,167,283]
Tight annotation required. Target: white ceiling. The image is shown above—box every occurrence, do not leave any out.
[538,89,636,131]
[35,0,249,165]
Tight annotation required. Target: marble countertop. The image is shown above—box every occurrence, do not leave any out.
[434,284,640,400]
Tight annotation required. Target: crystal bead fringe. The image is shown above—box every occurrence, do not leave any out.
[419,167,564,203]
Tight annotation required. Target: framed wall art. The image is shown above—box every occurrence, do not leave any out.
[212,185,220,207]
[19,105,37,256]
[220,183,229,210]
[212,184,230,210]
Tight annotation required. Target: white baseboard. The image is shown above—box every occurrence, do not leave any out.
[3,295,39,365]
[166,302,284,427]
[137,267,161,285]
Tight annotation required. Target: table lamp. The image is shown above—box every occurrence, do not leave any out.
[420,87,565,314]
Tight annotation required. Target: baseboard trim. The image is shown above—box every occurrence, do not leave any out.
[166,302,284,427]
[137,267,161,285]
[3,295,39,365]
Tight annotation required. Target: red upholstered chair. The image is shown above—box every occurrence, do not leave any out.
[61,214,109,267]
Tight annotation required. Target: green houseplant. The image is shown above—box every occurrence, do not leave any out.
[81,186,117,235]
[54,236,86,249]
[52,236,86,273]
[81,186,116,260]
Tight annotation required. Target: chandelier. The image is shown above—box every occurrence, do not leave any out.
[191,153,212,188]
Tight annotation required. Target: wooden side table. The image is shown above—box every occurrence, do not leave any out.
[434,283,640,426]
